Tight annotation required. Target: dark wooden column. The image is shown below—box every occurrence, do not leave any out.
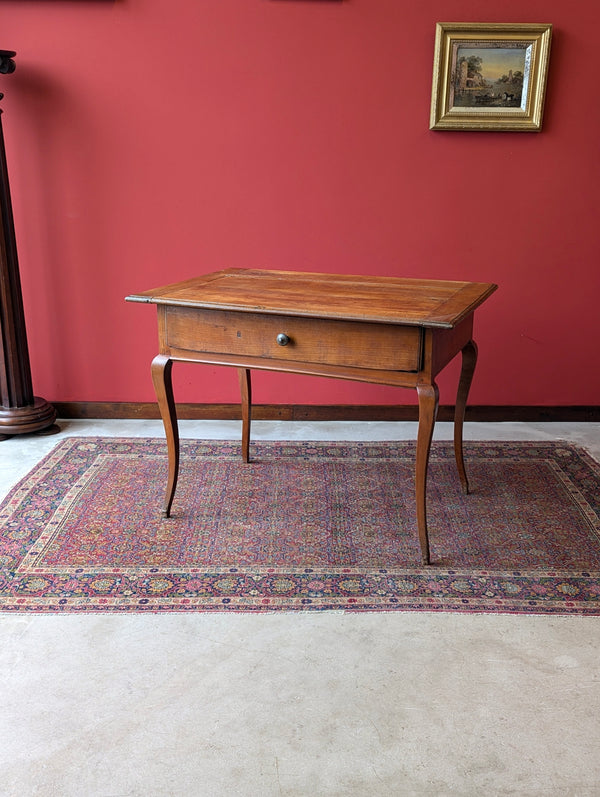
[0,50,56,439]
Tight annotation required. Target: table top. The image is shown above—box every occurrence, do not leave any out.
[126,268,497,329]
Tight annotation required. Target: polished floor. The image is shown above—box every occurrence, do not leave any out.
[1,420,600,796]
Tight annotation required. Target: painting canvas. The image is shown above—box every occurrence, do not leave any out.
[430,24,552,131]
[450,43,530,110]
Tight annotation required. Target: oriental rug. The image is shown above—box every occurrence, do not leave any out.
[1,438,599,614]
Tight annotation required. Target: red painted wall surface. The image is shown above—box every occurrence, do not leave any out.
[2,0,599,407]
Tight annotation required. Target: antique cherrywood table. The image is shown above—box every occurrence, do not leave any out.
[127,269,497,564]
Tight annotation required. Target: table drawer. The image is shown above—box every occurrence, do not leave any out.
[164,307,423,372]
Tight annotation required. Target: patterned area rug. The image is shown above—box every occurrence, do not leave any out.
[1,438,599,614]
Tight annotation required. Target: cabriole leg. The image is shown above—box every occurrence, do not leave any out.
[237,368,252,463]
[416,382,439,565]
[151,354,179,518]
[454,340,478,495]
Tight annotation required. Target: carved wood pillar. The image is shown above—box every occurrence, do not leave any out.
[0,50,57,438]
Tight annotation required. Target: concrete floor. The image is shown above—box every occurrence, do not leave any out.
[1,420,600,796]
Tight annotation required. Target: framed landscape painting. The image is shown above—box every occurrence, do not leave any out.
[430,23,552,131]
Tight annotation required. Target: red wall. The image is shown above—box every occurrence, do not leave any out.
[3,0,599,408]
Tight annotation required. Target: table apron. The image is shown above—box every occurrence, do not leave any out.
[156,307,474,389]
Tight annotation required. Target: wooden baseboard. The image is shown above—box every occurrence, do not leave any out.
[52,402,600,423]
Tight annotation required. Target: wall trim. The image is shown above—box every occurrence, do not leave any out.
[52,402,600,423]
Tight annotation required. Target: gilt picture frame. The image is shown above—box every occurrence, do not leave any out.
[430,23,552,131]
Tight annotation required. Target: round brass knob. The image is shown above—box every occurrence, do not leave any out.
[276,333,290,347]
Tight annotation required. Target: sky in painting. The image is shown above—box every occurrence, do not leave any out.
[457,46,527,81]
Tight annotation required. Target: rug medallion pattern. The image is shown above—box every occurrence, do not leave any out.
[1,438,599,613]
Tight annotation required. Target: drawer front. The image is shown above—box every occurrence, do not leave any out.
[164,307,422,372]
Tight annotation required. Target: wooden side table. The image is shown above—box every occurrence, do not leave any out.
[127,268,497,564]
